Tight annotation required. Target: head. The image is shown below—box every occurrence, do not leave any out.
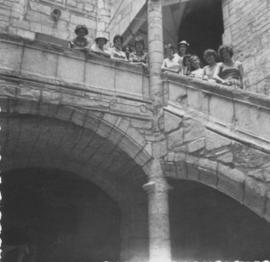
[183,54,192,67]
[203,49,218,65]
[190,55,201,70]
[75,25,88,37]
[113,35,123,50]
[178,40,189,56]
[95,37,108,50]
[165,44,175,58]
[134,37,145,53]
[218,45,233,62]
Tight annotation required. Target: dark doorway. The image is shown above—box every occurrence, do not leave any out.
[178,0,224,61]
[169,179,270,261]
[1,168,121,262]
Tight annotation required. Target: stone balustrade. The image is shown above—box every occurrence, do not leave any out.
[163,72,270,153]
[0,33,150,101]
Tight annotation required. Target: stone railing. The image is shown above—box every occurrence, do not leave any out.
[0,33,149,101]
[163,72,270,153]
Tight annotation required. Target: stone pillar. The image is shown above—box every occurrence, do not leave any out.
[147,0,164,110]
[143,159,171,262]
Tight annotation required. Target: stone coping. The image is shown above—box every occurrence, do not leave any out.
[162,72,270,111]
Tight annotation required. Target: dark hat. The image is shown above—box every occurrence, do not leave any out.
[75,25,88,36]
[113,34,123,43]
[134,36,145,46]
[178,40,189,47]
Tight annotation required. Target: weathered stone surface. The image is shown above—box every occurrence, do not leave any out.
[57,56,84,83]
[244,177,267,217]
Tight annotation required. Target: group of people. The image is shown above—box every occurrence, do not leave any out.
[68,25,148,66]
[69,25,243,89]
[161,40,244,89]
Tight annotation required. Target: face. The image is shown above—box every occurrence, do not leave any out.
[221,49,231,61]
[179,45,187,55]
[135,42,144,53]
[97,38,106,49]
[205,54,216,65]
[191,56,200,69]
[114,37,122,49]
[166,47,174,58]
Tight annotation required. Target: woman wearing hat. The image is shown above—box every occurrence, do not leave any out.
[129,36,148,66]
[90,33,110,57]
[68,25,90,49]
[110,34,127,61]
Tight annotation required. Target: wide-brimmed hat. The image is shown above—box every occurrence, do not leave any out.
[178,40,189,47]
[95,32,108,44]
[75,25,88,36]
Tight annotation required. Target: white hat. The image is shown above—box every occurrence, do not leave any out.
[95,32,108,43]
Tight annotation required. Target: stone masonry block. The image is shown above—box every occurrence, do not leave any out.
[0,42,23,72]
[85,62,115,91]
[209,95,234,125]
[115,69,143,95]
[57,56,84,83]
[22,48,57,78]
[244,177,267,217]
[217,165,245,202]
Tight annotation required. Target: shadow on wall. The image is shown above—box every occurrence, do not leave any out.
[2,168,121,262]
[168,179,270,261]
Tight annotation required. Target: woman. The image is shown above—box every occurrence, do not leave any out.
[178,40,190,73]
[68,25,89,49]
[214,45,244,89]
[161,44,182,73]
[90,33,110,57]
[190,55,204,79]
[202,49,220,82]
[110,34,127,61]
[129,36,148,66]
[182,54,192,76]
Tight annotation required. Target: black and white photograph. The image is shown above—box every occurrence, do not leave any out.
[1,0,270,261]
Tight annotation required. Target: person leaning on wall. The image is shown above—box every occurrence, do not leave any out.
[109,34,128,61]
[161,43,182,73]
[213,44,244,89]
[90,32,110,57]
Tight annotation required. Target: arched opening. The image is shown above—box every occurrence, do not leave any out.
[0,108,150,262]
[2,168,121,262]
[169,179,270,260]
[178,0,224,59]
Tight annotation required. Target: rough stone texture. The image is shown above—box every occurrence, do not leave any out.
[0,0,99,42]
[222,0,270,95]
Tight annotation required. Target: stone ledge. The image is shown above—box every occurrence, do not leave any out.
[162,71,270,110]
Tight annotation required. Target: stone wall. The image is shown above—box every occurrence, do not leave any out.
[107,0,146,42]
[0,0,99,42]
[222,0,270,95]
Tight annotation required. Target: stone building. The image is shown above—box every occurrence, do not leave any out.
[1,0,270,262]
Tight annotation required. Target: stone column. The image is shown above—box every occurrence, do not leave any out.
[147,0,164,110]
[143,159,171,262]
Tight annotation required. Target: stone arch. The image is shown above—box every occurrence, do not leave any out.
[163,153,270,223]
[1,96,151,262]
